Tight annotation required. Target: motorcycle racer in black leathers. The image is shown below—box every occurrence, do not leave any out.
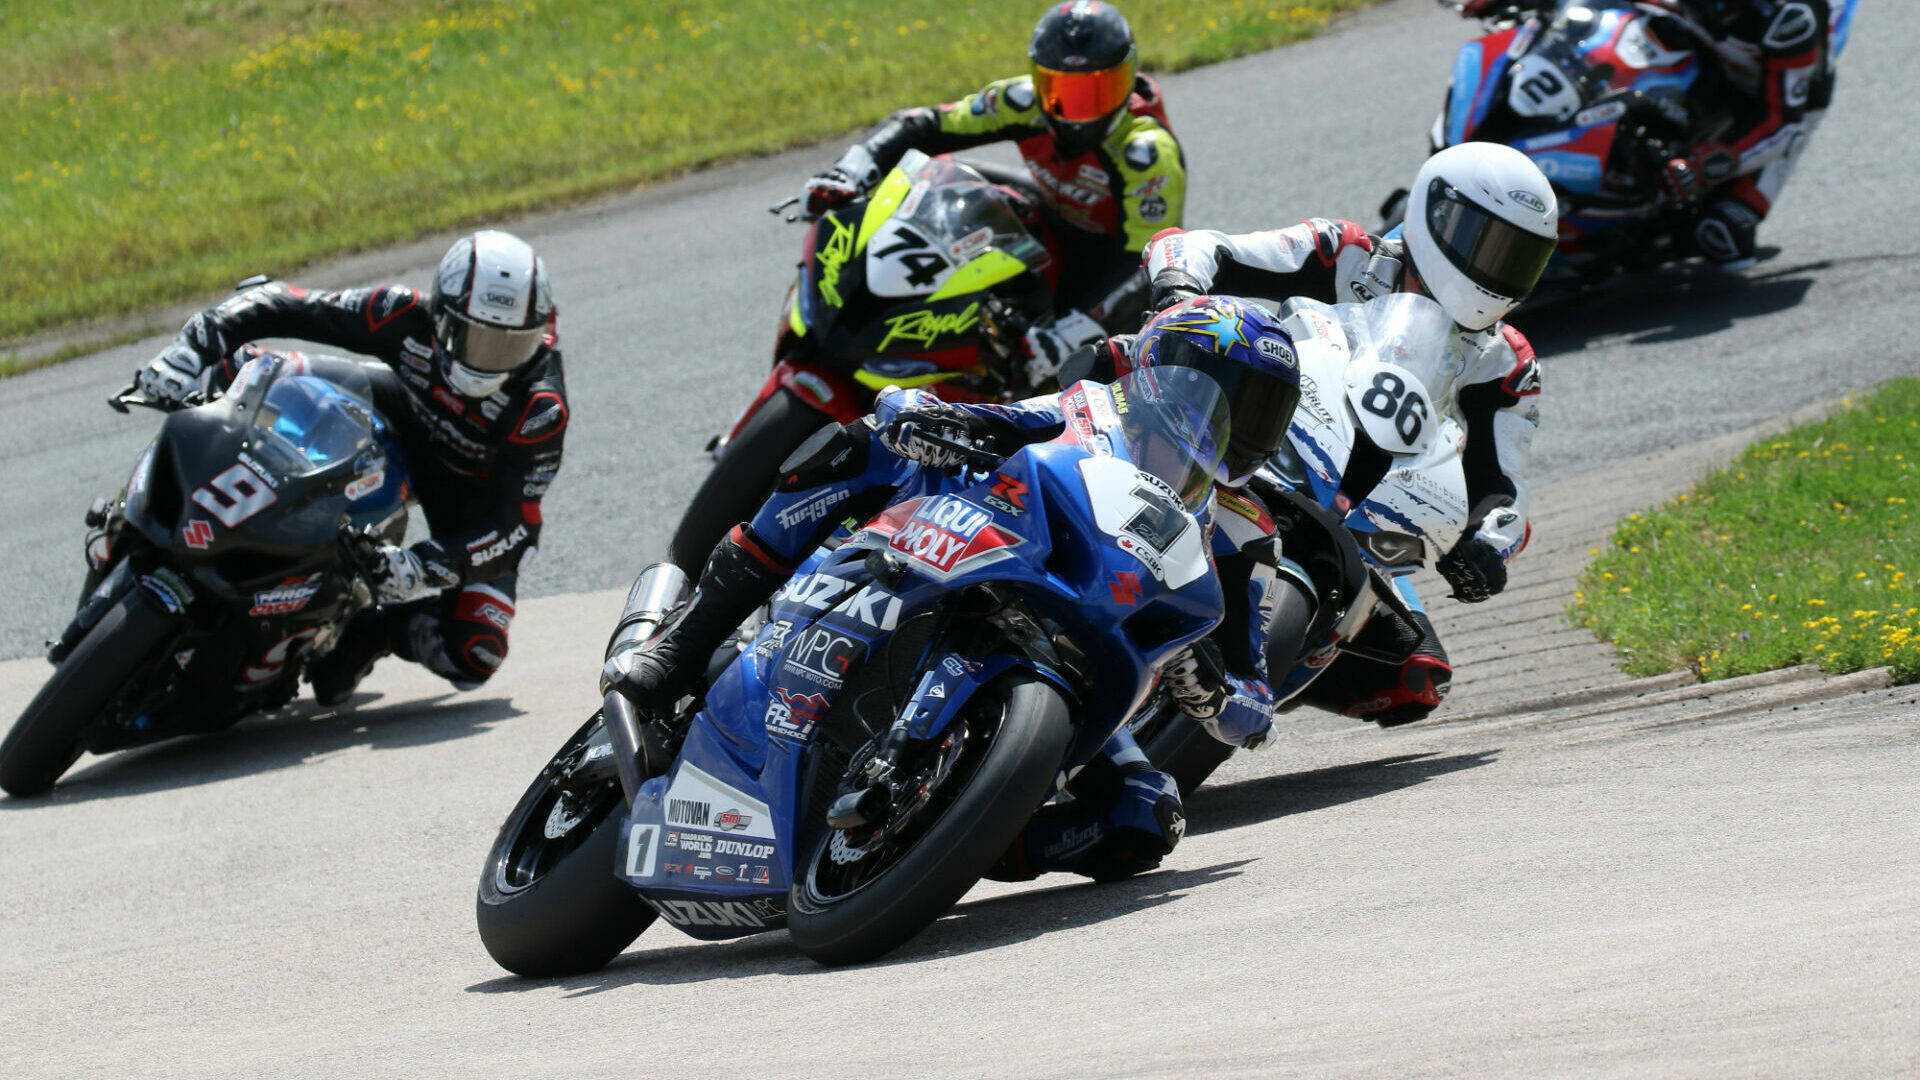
[134,230,568,705]
[604,297,1302,880]
[798,1,1186,387]
[1457,0,1840,268]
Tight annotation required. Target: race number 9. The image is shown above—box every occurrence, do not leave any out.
[191,462,278,527]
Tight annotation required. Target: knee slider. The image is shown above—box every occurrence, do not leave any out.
[776,421,869,492]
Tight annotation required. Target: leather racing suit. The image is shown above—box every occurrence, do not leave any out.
[1142,221,1543,724]
[715,383,1278,879]
[157,281,568,687]
[844,73,1187,340]
[1673,0,1839,264]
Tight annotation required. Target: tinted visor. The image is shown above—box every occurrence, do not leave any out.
[1424,178,1557,301]
[1156,336,1300,478]
[1032,55,1136,124]
[437,311,544,373]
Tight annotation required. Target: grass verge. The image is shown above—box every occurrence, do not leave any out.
[3,0,1379,351]
[1575,380,1920,683]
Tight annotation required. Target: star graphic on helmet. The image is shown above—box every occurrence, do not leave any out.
[1165,308,1248,352]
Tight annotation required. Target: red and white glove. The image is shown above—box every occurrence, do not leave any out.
[801,144,880,221]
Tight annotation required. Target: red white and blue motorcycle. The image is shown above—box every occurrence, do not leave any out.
[1386,0,1860,287]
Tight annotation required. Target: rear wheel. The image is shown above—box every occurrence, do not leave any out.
[669,387,835,573]
[0,587,178,798]
[787,671,1071,967]
[1135,576,1318,797]
[476,714,657,977]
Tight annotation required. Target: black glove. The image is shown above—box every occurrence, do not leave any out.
[1437,534,1508,603]
[1146,268,1206,320]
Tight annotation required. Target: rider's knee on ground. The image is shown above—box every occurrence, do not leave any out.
[399,585,514,689]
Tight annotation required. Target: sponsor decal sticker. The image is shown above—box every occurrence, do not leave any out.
[182,520,215,550]
[250,575,324,617]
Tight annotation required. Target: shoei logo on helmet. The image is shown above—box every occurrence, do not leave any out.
[1256,336,1296,367]
[1508,189,1548,213]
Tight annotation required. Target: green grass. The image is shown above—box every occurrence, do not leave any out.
[2,0,1376,347]
[1575,380,1920,684]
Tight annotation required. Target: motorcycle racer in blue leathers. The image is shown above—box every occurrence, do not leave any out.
[607,297,1302,881]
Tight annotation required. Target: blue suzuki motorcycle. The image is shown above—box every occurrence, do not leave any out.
[477,368,1233,972]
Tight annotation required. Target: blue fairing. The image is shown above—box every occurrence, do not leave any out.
[1448,41,1510,145]
[615,378,1226,940]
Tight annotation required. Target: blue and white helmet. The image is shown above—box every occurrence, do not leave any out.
[1125,295,1301,485]
[430,230,554,398]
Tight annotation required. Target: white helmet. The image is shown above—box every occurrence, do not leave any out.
[1402,143,1558,332]
[430,230,554,398]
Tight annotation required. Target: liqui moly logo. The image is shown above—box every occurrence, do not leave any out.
[889,497,1021,578]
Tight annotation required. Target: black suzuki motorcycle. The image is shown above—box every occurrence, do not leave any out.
[0,348,412,796]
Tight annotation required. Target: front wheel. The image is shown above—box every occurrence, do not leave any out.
[476,714,657,977]
[787,671,1071,967]
[669,387,836,573]
[0,586,178,798]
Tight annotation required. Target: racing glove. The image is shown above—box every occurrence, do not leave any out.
[136,342,211,408]
[1437,534,1509,603]
[1165,639,1272,750]
[801,144,880,221]
[1022,310,1106,389]
[367,540,462,605]
[873,388,983,470]
[1146,268,1206,319]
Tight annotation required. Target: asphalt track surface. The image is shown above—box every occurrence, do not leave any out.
[3,2,1918,1076]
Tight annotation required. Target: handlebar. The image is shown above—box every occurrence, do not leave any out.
[107,381,198,414]
[905,427,1007,473]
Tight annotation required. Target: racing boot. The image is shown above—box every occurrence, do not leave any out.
[610,526,792,716]
[1345,609,1452,728]
[307,605,414,707]
[988,756,1186,884]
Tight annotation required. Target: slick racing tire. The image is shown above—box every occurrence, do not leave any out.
[0,587,178,798]
[788,671,1071,967]
[669,387,835,574]
[1135,577,1317,797]
[476,714,658,977]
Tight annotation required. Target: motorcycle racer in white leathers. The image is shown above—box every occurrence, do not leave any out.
[1140,143,1556,725]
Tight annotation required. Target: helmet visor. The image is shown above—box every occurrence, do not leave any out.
[1157,336,1300,479]
[1424,178,1557,302]
[438,311,544,373]
[1032,58,1136,124]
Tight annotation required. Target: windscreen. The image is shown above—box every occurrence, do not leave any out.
[1114,365,1231,512]
[1342,293,1464,411]
[251,374,377,477]
[897,158,1050,272]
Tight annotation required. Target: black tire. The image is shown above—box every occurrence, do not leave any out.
[476,715,658,977]
[787,672,1072,967]
[0,587,177,798]
[1136,576,1318,797]
[669,388,835,573]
